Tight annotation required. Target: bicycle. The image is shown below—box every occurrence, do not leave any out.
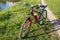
[19,2,47,39]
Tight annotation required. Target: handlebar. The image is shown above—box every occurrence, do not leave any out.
[23,2,47,9]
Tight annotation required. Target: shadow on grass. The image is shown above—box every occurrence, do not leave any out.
[24,27,60,39]
[50,19,60,29]
[22,19,60,40]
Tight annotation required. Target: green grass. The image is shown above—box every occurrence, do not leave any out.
[45,0,60,19]
[0,0,58,40]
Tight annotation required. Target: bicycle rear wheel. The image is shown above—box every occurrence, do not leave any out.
[40,10,47,25]
[39,15,45,25]
[19,19,31,39]
[42,10,47,19]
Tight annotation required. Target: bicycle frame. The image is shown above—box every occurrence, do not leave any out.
[26,5,47,25]
[26,7,39,24]
[20,2,47,38]
[23,2,47,31]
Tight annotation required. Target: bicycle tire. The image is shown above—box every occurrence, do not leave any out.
[39,15,45,25]
[42,10,47,19]
[38,9,46,25]
[19,19,31,39]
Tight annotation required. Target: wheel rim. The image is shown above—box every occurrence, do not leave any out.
[20,21,31,38]
[39,15,45,25]
[20,26,28,37]
[43,10,47,19]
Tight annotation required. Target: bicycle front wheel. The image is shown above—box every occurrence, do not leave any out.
[19,20,31,39]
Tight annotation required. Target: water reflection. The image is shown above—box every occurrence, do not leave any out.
[0,2,15,11]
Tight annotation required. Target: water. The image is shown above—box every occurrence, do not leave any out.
[0,2,15,11]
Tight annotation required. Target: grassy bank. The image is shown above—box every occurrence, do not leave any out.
[0,0,58,40]
[45,0,60,19]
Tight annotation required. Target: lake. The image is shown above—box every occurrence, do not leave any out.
[0,2,15,11]
[0,0,21,11]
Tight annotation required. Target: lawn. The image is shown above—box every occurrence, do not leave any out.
[45,0,60,19]
[0,0,58,40]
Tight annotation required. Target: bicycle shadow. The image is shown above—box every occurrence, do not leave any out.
[23,19,60,40]
[50,19,60,28]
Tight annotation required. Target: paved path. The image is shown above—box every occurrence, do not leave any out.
[39,0,60,39]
